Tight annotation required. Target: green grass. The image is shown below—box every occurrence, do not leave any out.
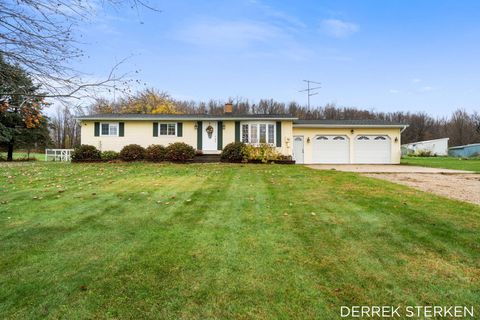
[0,152,45,161]
[401,156,480,172]
[0,162,479,319]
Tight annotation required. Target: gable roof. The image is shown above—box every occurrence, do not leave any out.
[293,119,408,128]
[76,113,298,121]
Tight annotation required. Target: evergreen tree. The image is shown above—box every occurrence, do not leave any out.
[0,55,48,160]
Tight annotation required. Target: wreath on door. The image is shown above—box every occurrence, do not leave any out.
[206,125,214,139]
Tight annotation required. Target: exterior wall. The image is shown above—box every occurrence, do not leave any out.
[223,121,236,148]
[80,120,197,152]
[80,119,294,156]
[280,120,293,156]
[291,127,402,164]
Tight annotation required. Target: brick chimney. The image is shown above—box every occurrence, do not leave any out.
[224,102,233,114]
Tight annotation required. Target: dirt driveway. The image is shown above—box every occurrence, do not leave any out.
[307,165,479,205]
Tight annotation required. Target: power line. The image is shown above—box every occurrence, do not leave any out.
[298,80,321,108]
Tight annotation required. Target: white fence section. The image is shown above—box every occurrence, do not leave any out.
[45,149,74,162]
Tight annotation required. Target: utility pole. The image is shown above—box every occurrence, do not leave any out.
[298,80,321,108]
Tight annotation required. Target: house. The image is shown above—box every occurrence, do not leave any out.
[77,105,408,164]
[402,138,449,156]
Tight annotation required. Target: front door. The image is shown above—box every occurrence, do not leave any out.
[202,121,218,152]
[293,136,304,164]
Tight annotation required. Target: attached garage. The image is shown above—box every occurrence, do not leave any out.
[292,120,408,164]
[353,135,391,164]
[312,135,349,164]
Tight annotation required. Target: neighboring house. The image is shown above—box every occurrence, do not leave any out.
[77,105,408,164]
[402,138,449,156]
[449,143,480,158]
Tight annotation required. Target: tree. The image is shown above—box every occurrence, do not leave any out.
[0,0,158,103]
[121,89,179,114]
[16,117,52,158]
[50,105,81,149]
[0,55,48,161]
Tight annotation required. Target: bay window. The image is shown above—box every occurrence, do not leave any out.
[241,122,276,146]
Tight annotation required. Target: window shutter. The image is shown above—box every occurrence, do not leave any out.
[119,122,124,137]
[94,122,100,136]
[197,121,202,150]
[217,121,223,150]
[235,121,240,142]
[153,122,158,137]
[177,122,183,137]
[276,121,282,147]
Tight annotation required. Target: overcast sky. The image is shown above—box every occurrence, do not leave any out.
[72,0,480,116]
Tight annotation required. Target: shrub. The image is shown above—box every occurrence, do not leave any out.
[145,144,166,162]
[101,150,119,161]
[119,144,145,161]
[165,142,195,162]
[414,150,433,157]
[221,142,246,162]
[71,145,101,162]
[243,144,282,163]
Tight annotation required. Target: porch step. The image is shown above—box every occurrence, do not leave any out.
[193,154,222,163]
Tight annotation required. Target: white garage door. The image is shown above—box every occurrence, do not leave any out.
[312,135,350,164]
[353,135,391,164]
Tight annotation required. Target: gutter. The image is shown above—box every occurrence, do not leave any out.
[292,124,409,129]
[76,117,298,121]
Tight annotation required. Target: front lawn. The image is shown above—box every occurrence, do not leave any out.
[401,156,480,172]
[1,163,479,319]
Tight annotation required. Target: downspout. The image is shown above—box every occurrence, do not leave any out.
[400,125,408,133]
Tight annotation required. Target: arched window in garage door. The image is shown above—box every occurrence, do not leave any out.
[353,135,391,164]
[311,135,350,164]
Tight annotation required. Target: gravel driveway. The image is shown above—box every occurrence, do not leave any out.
[308,165,479,205]
[365,173,480,205]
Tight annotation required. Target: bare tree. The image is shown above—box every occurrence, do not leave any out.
[50,105,81,148]
[0,0,158,102]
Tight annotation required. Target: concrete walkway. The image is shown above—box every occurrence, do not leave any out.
[306,164,473,173]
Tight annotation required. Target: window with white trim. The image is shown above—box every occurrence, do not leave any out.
[100,122,119,136]
[159,123,176,136]
[241,122,276,146]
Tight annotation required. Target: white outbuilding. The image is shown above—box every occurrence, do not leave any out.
[402,138,449,156]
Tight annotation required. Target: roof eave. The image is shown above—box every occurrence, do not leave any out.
[77,117,298,121]
[292,124,409,128]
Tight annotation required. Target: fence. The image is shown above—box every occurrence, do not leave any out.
[45,149,74,162]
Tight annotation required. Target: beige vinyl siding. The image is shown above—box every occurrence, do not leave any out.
[80,120,197,152]
[80,119,295,156]
[291,127,402,164]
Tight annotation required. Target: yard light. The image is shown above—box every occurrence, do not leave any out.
[194,123,198,129]
[395,137,399,143]
[307,137,311,143]
[350,129,354,134]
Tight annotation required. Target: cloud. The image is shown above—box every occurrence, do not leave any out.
[418,86,434,92]
[389,89,400,94]
[176,19,282,49]
[248,0,306,29]
[320,19,359,38]
[412,78,421,83]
